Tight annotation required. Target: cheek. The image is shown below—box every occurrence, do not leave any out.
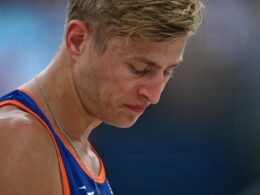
[98,64,136,103]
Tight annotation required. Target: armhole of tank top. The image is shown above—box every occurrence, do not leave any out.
[17,88,106,184]
[0,100,71,195]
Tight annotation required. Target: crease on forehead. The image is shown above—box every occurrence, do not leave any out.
[131,42,186,68]
[106,36,187,67]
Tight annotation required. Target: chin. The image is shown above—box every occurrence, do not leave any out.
[106,117,138,128]
[115,122,135,129]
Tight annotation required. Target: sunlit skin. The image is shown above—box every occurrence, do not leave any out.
[0,20,190,194]
[31,20,190,149]
[72,30,188,129]
[21,20,188,170]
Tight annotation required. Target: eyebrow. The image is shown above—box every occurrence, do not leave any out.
[132,56,183,69]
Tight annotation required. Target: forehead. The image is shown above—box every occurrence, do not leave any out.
[105,36,188,66]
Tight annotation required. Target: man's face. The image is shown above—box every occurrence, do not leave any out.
[73,35,188,128]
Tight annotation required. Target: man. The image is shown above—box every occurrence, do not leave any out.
[0,0,203,194]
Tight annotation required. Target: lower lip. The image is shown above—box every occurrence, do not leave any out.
[125,105,145,114]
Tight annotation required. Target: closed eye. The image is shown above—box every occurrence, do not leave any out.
[128,63,152,75]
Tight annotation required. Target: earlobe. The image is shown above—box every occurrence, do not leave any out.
[65,20,89,56]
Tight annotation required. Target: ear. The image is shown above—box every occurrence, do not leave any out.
[65,20,89,57]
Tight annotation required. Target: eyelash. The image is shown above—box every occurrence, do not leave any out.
[128,63,175,79]
[128,64,151,75]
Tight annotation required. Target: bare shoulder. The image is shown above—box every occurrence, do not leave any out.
[0,105,63,195]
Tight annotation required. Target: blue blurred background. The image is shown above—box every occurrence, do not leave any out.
[1,1,260,194]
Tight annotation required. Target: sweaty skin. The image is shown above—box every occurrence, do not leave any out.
[0,19,189,195]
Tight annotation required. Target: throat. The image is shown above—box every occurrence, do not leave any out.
[80,150,101,177]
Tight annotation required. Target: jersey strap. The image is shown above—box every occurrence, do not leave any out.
[0,89,110,195]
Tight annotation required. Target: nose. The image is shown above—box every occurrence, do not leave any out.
[137,74,166,104]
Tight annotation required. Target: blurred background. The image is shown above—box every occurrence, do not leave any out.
[1,0,260,194]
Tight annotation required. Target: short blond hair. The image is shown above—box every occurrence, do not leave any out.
[67,0,204,48]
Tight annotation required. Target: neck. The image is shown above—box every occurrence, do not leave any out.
[22,49,101,145]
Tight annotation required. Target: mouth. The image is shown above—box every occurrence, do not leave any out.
[124,104,148,114]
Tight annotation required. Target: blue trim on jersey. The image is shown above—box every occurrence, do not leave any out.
[0,90,111,195]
